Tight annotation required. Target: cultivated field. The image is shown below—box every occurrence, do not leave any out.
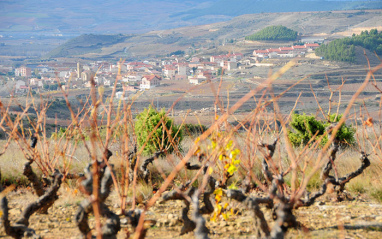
[0,61,382,239]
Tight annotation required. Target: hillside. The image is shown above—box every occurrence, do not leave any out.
[47,10,382,59]
[46,34,132,58]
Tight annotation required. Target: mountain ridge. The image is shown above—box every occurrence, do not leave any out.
[45,10,382,59]
[0,0,380,34]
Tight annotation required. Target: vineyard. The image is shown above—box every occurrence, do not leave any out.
[0,60,382,239]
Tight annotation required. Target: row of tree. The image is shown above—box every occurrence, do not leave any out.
[245,25,298,41]
[315,29,382,62]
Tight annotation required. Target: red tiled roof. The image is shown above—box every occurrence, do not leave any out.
[267,48,280,52]
[143,75,161,81]
[279,47,294,51]
[305,43,320,47]
[292,45,306,49]
[164,65,176,70]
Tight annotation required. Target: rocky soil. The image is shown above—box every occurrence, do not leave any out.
[1,188,382,239]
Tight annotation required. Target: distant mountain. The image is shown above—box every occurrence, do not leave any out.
[0,0,380,34]
[46,10,382,59]
[174,0,382,20]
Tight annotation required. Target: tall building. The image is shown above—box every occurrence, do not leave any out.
[77,62,82,78]
[15,66,32,77]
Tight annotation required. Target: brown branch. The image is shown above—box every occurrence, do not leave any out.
[75,159,121,238]
[0,194,40,239]
[332,152,371,191]
[296,179,329,208]
[320,126,340,181]
[22,161,44,197]
[140,150,165,183]
[185,162,202,170]
[258,139,278,183]
[0,169,63,239]
[16,169,63,226]
[226,189,272,238]
[191,191,210,239]
[270,202,298,239]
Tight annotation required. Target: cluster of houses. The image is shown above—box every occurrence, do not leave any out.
[3,42,323,96]
[7,53,247,95]
[252,43,320,59]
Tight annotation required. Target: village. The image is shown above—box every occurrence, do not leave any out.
[0,42,321,99]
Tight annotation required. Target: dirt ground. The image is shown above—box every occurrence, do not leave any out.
[2,187,382,239]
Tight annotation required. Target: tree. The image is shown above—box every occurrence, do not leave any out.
[135,106,183,155]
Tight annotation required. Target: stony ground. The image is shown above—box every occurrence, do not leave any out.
[1,188,382,239]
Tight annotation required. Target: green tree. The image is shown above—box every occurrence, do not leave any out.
[135,106,183,155]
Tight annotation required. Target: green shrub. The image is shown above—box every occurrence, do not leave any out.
[135,106,183,155]
[288,113,355,147]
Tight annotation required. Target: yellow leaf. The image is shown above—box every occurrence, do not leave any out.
[211,213,217,222]
[209,167,213,175]
[217,204,222,214]
[214,188,223,196]
[210,140,217,150]
[227,165,237,175]
[225,140,233,151]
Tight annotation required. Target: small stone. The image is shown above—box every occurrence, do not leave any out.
[120,218,129,225]
[163,219,170,226]
[219,221,228,227]
[315,201,325,206]
[169,219,177,226]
